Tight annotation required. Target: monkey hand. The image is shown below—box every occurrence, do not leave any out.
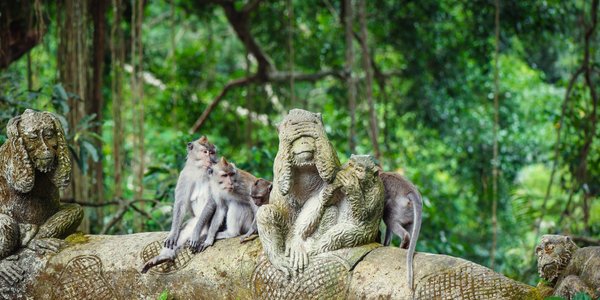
[164,231,180,249]
[187,234,206,251]
[240,233,258,243]
[26,238,62,255]
[192,236,214,254]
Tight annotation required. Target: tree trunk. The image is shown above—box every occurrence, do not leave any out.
[110,0,125,200]
[6,233,541,300]
[357,0,380,161]
[344,0,357,154]
[89,0,108,227]
[58,0,90,233]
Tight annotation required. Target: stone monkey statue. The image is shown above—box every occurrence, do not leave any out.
[380,171,423,291]
[141,136,217,273]
[536,235,600,299]
[240,178,272,243]
[257,109,385,277]
[289,155,385,272]
[0,109,83,284]
[190,157,259,252]
[257,109,341,276]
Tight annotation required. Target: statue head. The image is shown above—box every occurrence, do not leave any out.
[536,235,578,283]
[274,109,340,195]
[344,155,380,184]
[4,109,71,193]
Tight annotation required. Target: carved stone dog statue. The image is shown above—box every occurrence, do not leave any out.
[0,109,83,284]
[536,235,600,299]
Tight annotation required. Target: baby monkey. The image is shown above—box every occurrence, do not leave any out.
[240,178,272,243]
[380,171,423,291]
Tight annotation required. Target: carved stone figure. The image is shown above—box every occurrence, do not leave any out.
[289,154,384,272]
[536,235,600,299]
[0,109,83,284]
[257,109,384,276]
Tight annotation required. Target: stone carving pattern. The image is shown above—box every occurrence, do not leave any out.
[54,255,117,300]
[415,265,532,300]
[140,240,193,274]
[252,254,350,300]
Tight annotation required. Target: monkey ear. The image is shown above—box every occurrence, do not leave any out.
[4,116,35,193]
[268,183,273,192]
[198,135,208,144]
[46,112,71,188]
[6,116,20,138]
[187,142,194,151]
[220,157,229,165]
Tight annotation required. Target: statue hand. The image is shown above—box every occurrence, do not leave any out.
[27,238,61,255]
[285,237,308,273]
[0,261,24,285]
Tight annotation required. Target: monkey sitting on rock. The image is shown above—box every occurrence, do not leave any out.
[190,157,262,252]
[141,136,217,273]
[240,178,272,243]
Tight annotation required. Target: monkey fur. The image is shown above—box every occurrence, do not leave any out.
[379,171,423,291]
[141,136,217,273]
[190,157,260,253]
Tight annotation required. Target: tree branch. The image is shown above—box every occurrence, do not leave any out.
[190,76,257,133]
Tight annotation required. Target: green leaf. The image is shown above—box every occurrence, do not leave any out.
[157,289,169,300]
[81,140,100,162]
[572,292,592,300]
[53,84,68,102]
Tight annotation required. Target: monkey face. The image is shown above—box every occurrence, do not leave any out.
[291,136,316,167]
[19,114,59,173]
[536,235,576,283]
[251,178,272,206]
[187,137,217,168]
[214,157,237,192]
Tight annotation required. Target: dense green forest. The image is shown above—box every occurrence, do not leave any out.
[0,0,598,285]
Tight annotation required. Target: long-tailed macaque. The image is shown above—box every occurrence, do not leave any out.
[141,136,217,273]
[191,157,259,252]
[240,178,272,243]
[380,171,423,291]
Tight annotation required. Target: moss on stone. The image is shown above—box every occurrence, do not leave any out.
[64,232,89,244]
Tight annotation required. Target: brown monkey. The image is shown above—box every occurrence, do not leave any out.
[380,171,423,291]
[240,178,272,243]
[191,157,259,252]
[141,136,217,273]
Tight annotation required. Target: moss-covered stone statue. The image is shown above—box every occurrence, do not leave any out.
[256,109,385,277]
[536,235,600,299]
[0,109,83,285]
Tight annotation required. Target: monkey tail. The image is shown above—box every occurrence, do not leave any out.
[407,192,422,292]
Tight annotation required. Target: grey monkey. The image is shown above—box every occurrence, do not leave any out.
[380,171,423,291]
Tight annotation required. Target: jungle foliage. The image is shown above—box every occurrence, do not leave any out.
[0,0,598,285]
